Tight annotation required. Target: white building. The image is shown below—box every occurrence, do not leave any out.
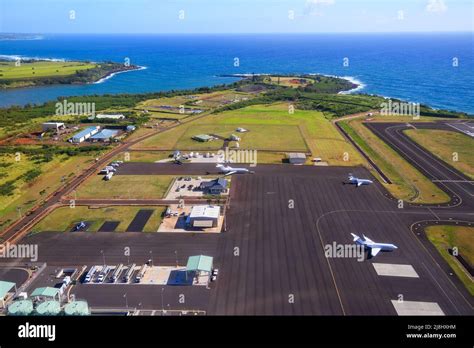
[186,205,221,228]
[42,122,65,132]
[91,114,125,120]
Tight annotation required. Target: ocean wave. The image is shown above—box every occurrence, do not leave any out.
[93,65,147,84]
[0,54,66,62]
[338,76,366,94]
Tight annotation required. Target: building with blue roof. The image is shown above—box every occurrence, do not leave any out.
[70,126,100,143]
[90,129,119,142]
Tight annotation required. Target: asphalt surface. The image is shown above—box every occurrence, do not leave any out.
[3,121,473,315]
[125,209,154,232]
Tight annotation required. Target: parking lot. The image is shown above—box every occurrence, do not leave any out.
[81,263,214,286]
[165,176,228,199]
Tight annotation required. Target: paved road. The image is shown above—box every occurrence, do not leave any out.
[0,122,183,244]
[4,120,474,315]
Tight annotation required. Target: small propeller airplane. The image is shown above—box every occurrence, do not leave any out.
[216,163,253,176]
[347,173,373,187]
[351,233,398,257]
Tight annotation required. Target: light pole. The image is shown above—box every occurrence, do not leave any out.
[100,250,105,267]
[124,293,128,311]
[149,250,153,266]
[174,250,178,268]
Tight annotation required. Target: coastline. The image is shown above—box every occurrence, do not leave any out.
[93,65,147,84]
[220,73,364,94]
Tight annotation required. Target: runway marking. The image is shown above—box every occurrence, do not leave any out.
[428,207,441,221]
[380,124,471,202]
[372,263,419,278]
[445,122,474,138]
[432,180,474,183]
[391,300,444,316]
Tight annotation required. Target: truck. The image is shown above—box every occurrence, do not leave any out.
[84,266,97,283]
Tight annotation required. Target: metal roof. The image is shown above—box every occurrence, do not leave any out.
[189,205,220,219]
[90,129,119,139]
[30,287,59,298]
[186,255,213,273]
[0,280,15,298]
[287,152,306,159]
[72,126,99,140]
[8,300,33,316]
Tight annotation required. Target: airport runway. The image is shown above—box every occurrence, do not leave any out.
[6,121,474,315]
[207,166,473,315]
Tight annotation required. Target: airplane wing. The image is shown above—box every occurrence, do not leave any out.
[370,247,382,257]
[357,181,363,187]
[363,235,374,243]
[224,171,237,176]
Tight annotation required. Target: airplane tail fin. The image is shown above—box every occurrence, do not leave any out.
[351,233,359,241]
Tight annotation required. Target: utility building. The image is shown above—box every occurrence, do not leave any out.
[287,152,306,165]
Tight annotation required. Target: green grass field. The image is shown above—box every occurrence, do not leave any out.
[426,225,474,295]
[404,129,474,179]
[340,119,450,204]
[133,103,364,166]
[73,175,174,199]
[0,154,94,232]
[0,60,97,80]
[31,205,166,233]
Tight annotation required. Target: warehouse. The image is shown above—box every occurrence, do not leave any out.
[186,205,221,228]
[70,126,100,143]
[90,129,119,142]
[94,113,125,120]
[42,122,65,132]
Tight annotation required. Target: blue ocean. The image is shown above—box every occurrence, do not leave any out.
[0,33,473,114]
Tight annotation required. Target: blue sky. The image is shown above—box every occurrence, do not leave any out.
[0,0,473,34]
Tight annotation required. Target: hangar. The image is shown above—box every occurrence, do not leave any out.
[186,205,220,228]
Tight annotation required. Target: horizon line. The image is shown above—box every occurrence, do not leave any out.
[2,31,474,35]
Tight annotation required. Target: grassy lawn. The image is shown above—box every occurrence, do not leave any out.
[404,129,474,179]
[176,123,308,152]
[73,175,174,199]
[0,154,94,233]
[340,119,450,204]
[31,205,166,233]
[426,225,474,296]
[113,151,172,163]
[0,60,97,80]
[133,103,364,166]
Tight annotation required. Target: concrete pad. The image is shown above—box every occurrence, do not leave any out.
[391,300,444,315]
[373,263,419,278]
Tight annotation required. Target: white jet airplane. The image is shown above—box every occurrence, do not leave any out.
[351,233,398,257]
[216,163,252,176]
[347,173,373,187]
